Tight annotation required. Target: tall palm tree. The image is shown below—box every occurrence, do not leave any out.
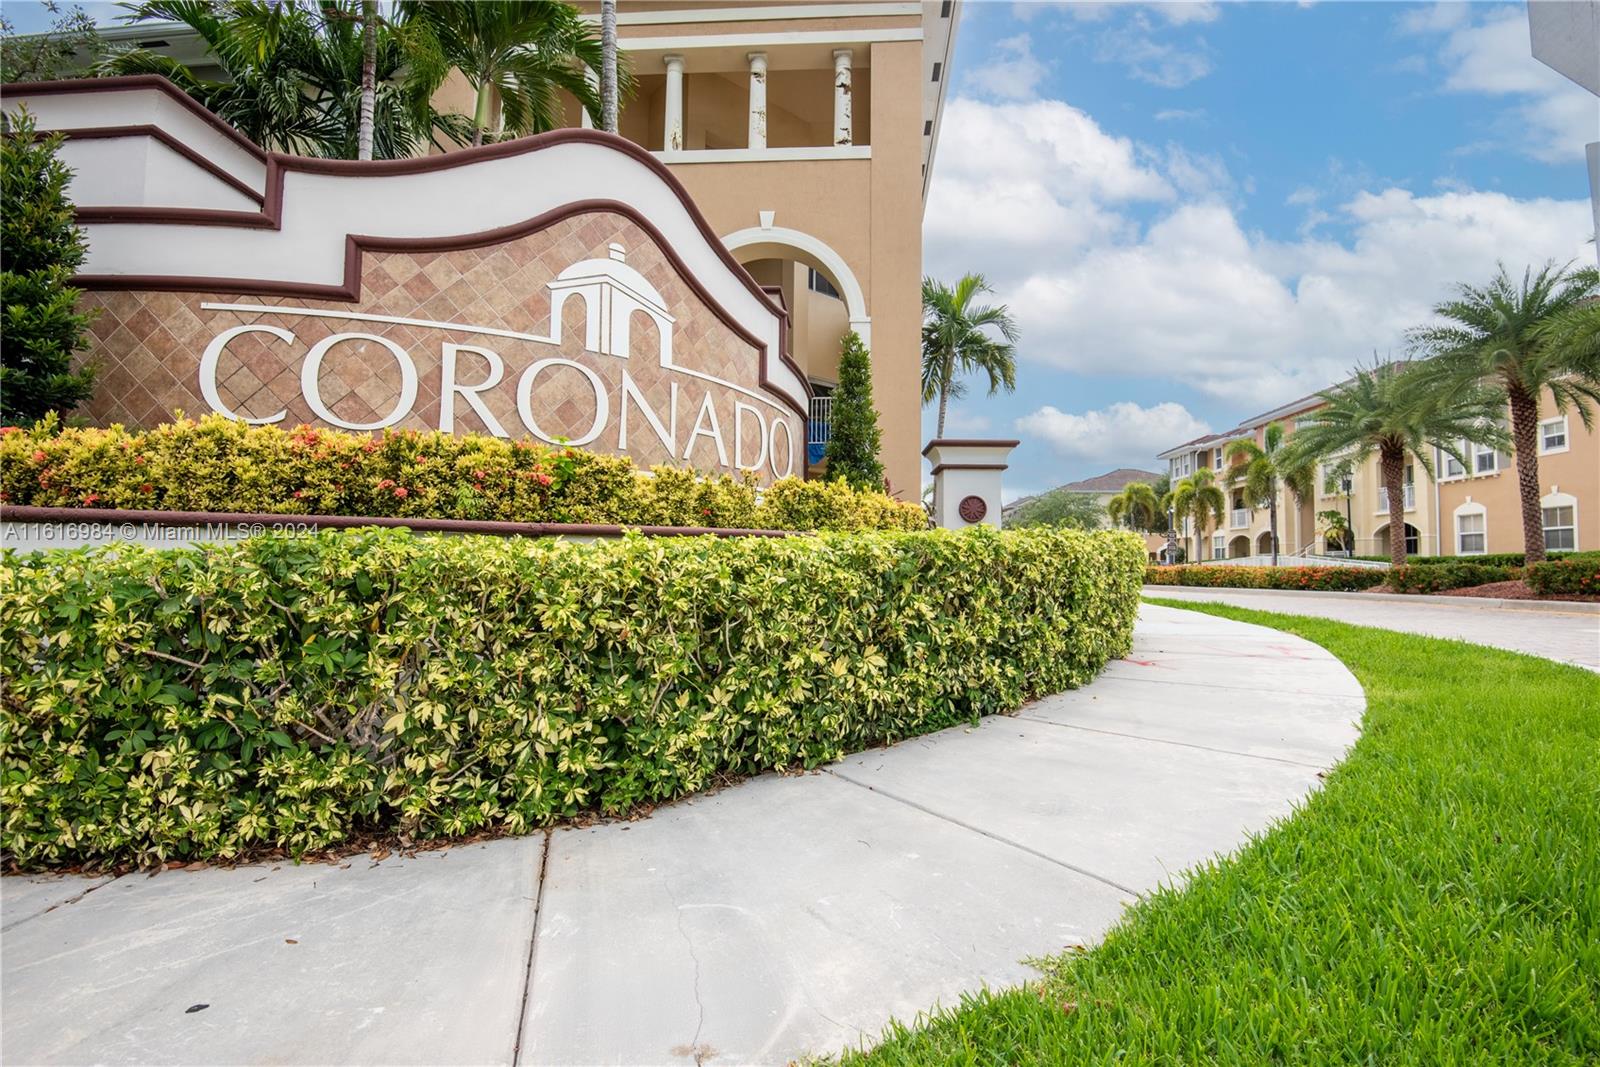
[1164,468,1224,562]
[1224,421,1312,566]
[921,274,1019,438]
[400,0,614,147]
[357,0,378,160]
[1284,360,1507,568]
[1107,481,1160,531]
[599,0,617,133]
[1407,262,1600,563]
[102,0,468,158]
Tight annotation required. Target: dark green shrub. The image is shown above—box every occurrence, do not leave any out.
[0,526,1145,866]
[1386,563,1520,594]
[0,110,98,424]
[1144,565,1386,592]
[1526,558,1600,597]
[0,415,926,531]
[1354,551,1594,567]
[822,331,885,491]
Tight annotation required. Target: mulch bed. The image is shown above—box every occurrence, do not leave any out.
[1432,579,1600,603]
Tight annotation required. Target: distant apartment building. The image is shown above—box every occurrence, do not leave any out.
[1158,381,1599,561]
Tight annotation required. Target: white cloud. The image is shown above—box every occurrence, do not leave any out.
[1050,1,1220,25]
[1154,107,1207,122]
[968,33,1050,101]
[1017,401,1210,463]
[1096,16,1213,87]
[926,94,1592,410]
[1411,3,1597,163]
[941,409,993,435]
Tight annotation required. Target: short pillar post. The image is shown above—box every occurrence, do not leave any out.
[832,49,853,146]
[747,52,768,149]
[922,438,1020,530]
[663,54,685,151]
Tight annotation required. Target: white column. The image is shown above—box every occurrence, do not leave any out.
[832,49,853,147]
[663,54,685,151]
[747,52,768,149]
[580,67,598,129]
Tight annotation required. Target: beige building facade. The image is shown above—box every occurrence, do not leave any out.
[1160,384,1599,561]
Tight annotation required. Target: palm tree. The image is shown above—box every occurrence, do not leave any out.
[1407,262,1600,563]
[1164,468,1225,562]
[1223,421,1312,566]
[357,0,378,160]
[599,0,618,133]
[1107,481,1160,531]
[921,274,1019,438]
[400,0,613,147]
[102,0,468,158]
[1284,360,1507,568]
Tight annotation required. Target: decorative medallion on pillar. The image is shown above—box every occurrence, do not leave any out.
[747,52,768,149]
[922,439,1020,530]
[663,55,686,151]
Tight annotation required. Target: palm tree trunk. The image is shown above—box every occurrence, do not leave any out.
[1382,445,1407,569]
[472,83,491,147]
[1507,383,1546,564]
[1269,492,1279,567]
[600,0,618,133]
[935,353,953,437]
[357,0,377,161]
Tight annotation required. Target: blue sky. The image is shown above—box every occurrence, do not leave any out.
[921,0,1596,499]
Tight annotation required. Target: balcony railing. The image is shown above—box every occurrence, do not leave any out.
[1230,507,1250,529]
[807,395,833,466]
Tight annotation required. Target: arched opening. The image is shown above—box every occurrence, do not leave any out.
[1375,522,1420,557]
[1256,531,1275,555]
[724,227,867,477]
[1228,535,1251,559]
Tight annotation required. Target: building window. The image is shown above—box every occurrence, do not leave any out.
[1456,511,1486,555]
[1214,449,1223,470]
[1442,444,1465,479]
[923,120,933,136]
[807,268,840,300]
[1540,417,1568,454]
[1212,534,1224,560]
[1543,504,1577,551]
[931,62,942,82]
[1473,442,1498,475]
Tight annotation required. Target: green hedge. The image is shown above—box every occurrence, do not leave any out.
[1354,551,1595,567]
[1144,565,1387,592]
[0,415,926,532]
[0,527,1146,867]
[1526,558,1600,597]
[1386,562,1522,594]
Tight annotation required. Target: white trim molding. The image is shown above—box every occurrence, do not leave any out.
[1538,414,1570,454]
[658,145,871,164]
[720,224,870,348]
[619,28,922,52]
[1453,500,1488,556]
[1540,489,1579,551]
[597,4,922,26]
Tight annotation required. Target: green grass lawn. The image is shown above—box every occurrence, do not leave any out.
[841,599,1600,1065]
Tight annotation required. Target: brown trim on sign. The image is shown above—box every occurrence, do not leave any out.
[39,125,265,205]
[928,463,1009,475]
[1,505,803,539]
[2,76,813,419]
[4,74,270,162]
[921,438,1022,456]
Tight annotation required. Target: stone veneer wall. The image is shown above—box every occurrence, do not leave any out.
[74,212,800,480]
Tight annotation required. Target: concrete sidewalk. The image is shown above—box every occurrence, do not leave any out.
[1146,585,1600,671]
[1,604,1364,1066]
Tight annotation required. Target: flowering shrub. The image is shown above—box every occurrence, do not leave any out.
[0,416,925,532]
[1144,564,1387,592]
[1526,558,1600,597]
[0,526,1145,866]
[1386,563,1521,594]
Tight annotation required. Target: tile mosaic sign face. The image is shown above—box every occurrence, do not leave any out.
[79,212,800,480]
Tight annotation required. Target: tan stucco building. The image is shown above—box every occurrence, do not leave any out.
[1160,382,1599,561]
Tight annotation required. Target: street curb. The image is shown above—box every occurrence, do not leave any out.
[1143,585,1600,616]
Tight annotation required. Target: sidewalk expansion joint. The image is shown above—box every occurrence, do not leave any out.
[1013,715,1333,769]
[825,769,1139,898]
[512,830,553,1067]
[1,875,122,933]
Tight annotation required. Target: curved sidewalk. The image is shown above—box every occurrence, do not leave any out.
[1147,585,1600,672]
[1,604,1363,1066]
